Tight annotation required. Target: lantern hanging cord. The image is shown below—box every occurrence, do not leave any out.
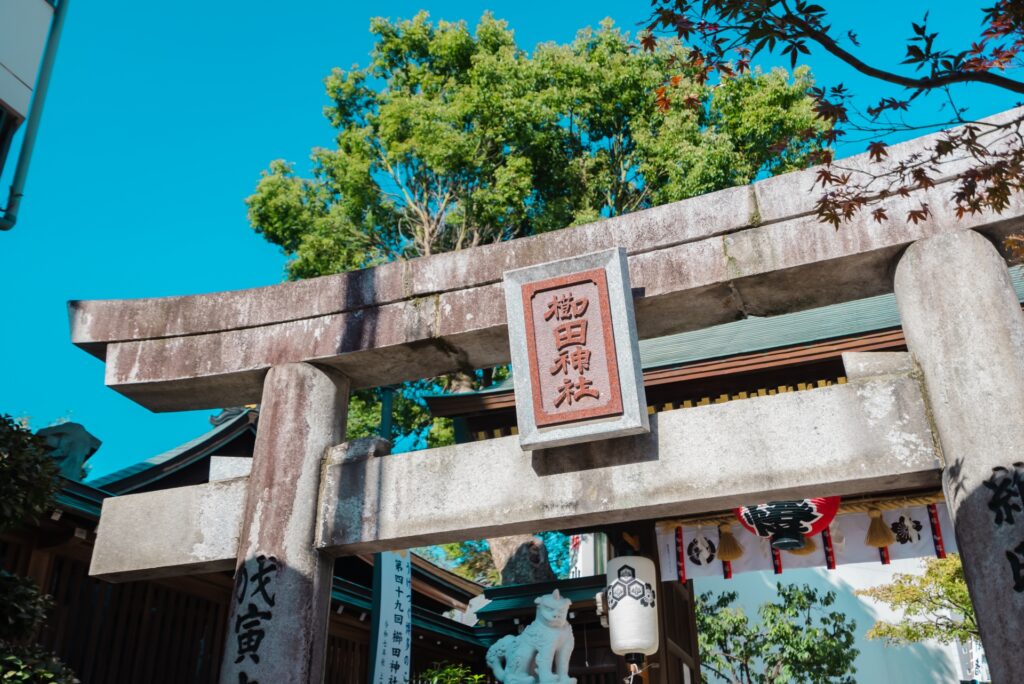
[624,662,651,684]
[838,492,946,513]
[660,490,946,529]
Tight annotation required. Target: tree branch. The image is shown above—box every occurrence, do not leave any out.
[786,13,1024,94]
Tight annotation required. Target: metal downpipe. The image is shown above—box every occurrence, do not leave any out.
[0,0,69,231]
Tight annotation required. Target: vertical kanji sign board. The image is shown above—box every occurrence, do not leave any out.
[504,248,648,449]
[368,551,412,684]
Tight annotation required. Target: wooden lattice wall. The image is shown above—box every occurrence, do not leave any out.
[1,537,482,683]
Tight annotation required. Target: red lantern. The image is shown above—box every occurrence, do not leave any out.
[734,497,840,551]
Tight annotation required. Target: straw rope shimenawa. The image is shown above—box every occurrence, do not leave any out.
[656,490,947,530]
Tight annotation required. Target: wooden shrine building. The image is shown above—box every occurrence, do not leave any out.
[0,410,487,683]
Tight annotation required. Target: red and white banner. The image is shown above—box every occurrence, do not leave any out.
[656,504,957,582]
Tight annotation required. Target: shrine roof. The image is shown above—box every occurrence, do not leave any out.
[350,553,483,607]
[54,477,112,519]
[331,577,485,646]
[86,408,257,494]
[427,265,1024,403]
[475,574,606,622]
[410,552,484,603]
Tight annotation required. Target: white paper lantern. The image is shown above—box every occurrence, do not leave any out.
[605,556,659,658]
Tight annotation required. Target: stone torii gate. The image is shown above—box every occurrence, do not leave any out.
[75,111,1024,683]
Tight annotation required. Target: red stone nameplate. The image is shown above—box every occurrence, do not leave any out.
[520,268,624,428]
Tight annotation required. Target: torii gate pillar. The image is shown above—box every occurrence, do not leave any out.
[219,362,350,684]
[896,230,1024,683]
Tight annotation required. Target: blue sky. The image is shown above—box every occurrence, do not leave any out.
[1,1,1018,481]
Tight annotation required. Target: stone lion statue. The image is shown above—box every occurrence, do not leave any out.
[486,589,576,684]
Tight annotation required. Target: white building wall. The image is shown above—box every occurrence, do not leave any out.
[0,0,53,118]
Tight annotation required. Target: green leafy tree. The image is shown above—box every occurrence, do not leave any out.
[434,540,500,586]
[344,382,452,449]
[0,416,77,683]
[428,530,572,586]
[247,12,829,281]
[0,572,52,642]
[697,583,858,684]
[644,0,1024,245]
[247,12,830,582]
[247,6,831,477]
[0,646,77,683]
[856,554,978,645]
[0,415,58,649]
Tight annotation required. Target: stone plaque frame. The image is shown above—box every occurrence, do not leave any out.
[504,247,649,450]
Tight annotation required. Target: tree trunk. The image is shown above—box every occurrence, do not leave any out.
[487,534,557,585]
[449,371,475,393]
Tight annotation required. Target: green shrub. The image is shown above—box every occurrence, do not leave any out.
[0,572,51,642]
[0,415,75,682]
[0,642,78,683]
[418,662,486,684]
[0,415,60,531]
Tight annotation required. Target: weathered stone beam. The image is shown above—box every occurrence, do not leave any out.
[89,476,247,582]
[69,183,755,356]
[89,439,392,583]
[317,372,941,554]
[69,111,1024,411]
[69,108,1023,355]
[97,182,1024,411]
[208,455,252,481]
[89,370,939,575]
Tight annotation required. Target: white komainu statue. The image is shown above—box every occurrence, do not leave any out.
[486,589,576,684]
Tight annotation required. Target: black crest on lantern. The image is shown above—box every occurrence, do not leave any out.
[687,536,717,565]
[606,564,656,610]
[740,500,823,550]
[891,515,924,544]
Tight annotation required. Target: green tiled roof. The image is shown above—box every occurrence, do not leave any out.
[436,266,1024,397]
[476,575,605,620]
[55,478,111,519]
[332,578,483,645]
[87,409,255,492]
